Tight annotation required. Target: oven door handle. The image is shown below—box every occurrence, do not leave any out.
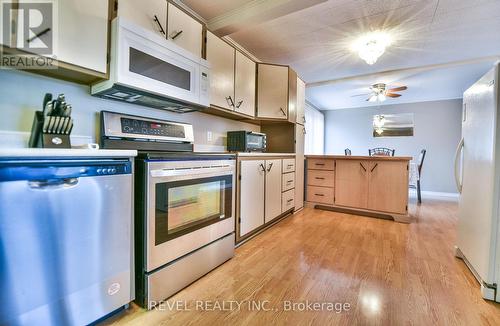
[150,166,234,178]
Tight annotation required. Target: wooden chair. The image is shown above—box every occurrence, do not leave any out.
[410,149,426,204]
[368,147,395,156]
[344,148,352,156]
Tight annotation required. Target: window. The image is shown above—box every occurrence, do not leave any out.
[304,103,324,154]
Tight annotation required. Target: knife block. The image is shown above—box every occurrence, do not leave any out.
[29,111,72,148]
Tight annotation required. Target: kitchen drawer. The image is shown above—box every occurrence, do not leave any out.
[282,172,295,192]
[307,186,334,205]
[308,159,334,171]
[282,189,295,213]
[307,170,334,187]
[282,159,295,173]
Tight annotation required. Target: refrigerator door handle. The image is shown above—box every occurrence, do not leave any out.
[454,137,464,193]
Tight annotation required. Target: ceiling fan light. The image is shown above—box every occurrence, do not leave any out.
[378,93,386,102]
[368,95,378,102]
[375,128,384,135]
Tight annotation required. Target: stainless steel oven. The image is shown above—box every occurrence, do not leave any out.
[146,159,235,271]
[100,111,235,309]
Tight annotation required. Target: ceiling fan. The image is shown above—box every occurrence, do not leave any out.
[351,83,408,102]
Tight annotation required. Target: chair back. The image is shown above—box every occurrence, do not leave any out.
[344,148,352,156]
[369,147,395,156]
[417,149,426,175]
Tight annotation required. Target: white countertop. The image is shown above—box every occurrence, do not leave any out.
[236,152,296,157]
[0,148,138,159]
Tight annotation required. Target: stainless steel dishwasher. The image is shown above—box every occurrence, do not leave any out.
[0,158,134,325]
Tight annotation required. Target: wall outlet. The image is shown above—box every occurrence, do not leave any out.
[207,131,213,142]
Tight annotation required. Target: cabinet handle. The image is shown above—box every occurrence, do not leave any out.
[267,162,274,172]
[315,193,324,196]
[225,96,235,107]
[303,127,306,135]
[303,116,306,123]
[287,199,294,203]
[359,162,367,172]
[236,100,243,108]
[280,107,286,116]
[169,30,183,40]
[259,163,266,172]
[315,177,325,180]
[287,164,293,168]
[370,163,378,172]
[153,15,166,35]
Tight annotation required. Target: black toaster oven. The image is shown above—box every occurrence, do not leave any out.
[227,131,266,152]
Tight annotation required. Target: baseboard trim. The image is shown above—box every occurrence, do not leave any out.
[410,189,459,199]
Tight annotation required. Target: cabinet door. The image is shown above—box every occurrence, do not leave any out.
[239,160,265,237]
[264,159,283,223]
[295,126,305,210]
[167,3,202,57]
[334,160,369,209]
[206,31,235,110]
[368,161,409,214]
[56,0,109,73]
[257,64,289,119]
[118,0,167,37]
[234,51,256,117]
[296,77,306,125]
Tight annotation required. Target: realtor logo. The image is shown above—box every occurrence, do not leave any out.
[1,0,57,69]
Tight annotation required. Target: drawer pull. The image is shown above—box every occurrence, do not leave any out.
[315,163,325,166]
[287,199,293,203]
[287,164,293,168]
[315,177,325,180]
[287,180,293,184]
[315,193,324,196]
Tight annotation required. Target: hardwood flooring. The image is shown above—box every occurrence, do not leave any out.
[102,198,500,325]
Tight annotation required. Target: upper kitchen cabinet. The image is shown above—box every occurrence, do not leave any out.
[296,77,306,125]
[234,51,256,117]
[257,64,297,122]
[57,0,109,73]
[118,0,167,37]
[206,31,256,118]
[167,3,202,57]
[206,31,235,110]
[1,0,110,84]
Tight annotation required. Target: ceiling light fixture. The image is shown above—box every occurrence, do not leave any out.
[352,31,392,65]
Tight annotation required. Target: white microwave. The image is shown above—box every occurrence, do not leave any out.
[92,18,209,113]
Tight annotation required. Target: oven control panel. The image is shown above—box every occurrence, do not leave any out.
[101,111,194,144]
[120,117,186,138]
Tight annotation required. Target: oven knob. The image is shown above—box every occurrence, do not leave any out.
[111,168,117,174]
[107,168,113,174]
[97,168,102,174]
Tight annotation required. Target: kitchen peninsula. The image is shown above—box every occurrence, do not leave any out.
[305,155,412,223]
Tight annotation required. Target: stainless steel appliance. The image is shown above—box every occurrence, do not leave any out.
[101,111,235,309]
[0,155,134,325]
[227,131,267,152]
[92,18,210,113]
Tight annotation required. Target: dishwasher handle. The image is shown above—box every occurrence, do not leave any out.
[28,177,79,189]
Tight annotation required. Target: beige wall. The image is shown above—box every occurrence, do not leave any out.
[0,70,259,150]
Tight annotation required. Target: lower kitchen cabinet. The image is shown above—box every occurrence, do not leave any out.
[264,159,282,223]
[237,155,296,242]
[239,160,265,237]
[367,161,409,214]
[334,159,369,209]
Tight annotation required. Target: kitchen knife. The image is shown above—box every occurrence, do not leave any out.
[53,116,61,133]
[66,120,73,134]
[47,116,55,133]
[42,93,52,114]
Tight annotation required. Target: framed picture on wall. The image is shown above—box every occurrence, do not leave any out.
[373,113,414,137]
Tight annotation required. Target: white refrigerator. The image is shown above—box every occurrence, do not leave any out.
[455,62,500,302]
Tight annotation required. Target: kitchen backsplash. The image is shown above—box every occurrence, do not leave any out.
[0,70,260,151]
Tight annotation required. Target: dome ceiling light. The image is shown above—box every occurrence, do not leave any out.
[352,31,392,65]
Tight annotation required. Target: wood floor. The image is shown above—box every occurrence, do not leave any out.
[102,198,500,325]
